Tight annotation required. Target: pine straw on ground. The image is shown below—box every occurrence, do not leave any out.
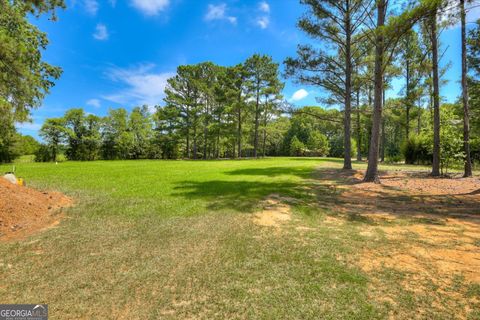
[0,178,72,241]
[311,169,480,318]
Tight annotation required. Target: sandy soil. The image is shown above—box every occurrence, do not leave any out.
[313,169,480,316]
[0,178,72,241]
[253,194,292,228]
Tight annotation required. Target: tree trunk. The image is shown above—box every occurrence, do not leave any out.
[381,86,386,163]
[343,1,353,170]
[203,102,209,160]
[216,113,221,159]
[461,0,473,177]
[53,145,57,162]
[430,11,441,177]
[262,118,267,157]
[193,124,197,160]
[253,86,260,158]
[381,118,386,162]
[364,0,385,183]
[237,107,242,158]
[356,88,362,161]
[417,97,422,134]
[405,49,411,140]
[186,106,190,159]
[262,97,268,158]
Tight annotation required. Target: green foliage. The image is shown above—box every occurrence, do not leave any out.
[439,107,464,175]
[62,109,101,161]
[0,0,62,123]
[329,136,357,158]
[40,118,65,161]
[12,134,40,156]
[34,144,56,162]
[468,19,480,77]
[470,138,480,165]
[0,0,62,162]
[289,136,305,156]
[306,131,329,156]
[402,104,464,173]
[402,135,432,165]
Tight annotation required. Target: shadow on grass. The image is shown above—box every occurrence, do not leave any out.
[173,180,309,213]
[226,166,312,179]
[288,157,344,163]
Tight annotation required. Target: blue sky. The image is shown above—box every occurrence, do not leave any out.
[18,0,480,139]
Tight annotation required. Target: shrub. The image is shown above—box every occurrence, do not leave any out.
[35,145,55,162]
[471,138,480,166]
[402,135,432,165]
[306,131,329,156]
[328,135,356,158]
[290,136,305,156]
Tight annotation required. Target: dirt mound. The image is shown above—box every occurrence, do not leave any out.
[0,178,72,241]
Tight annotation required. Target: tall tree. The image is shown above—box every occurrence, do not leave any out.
[428,5,442,176]
[364,0,441,182]
[129,106,152,159]
[285,0,371,170]
[399,29,425,140]
[245,54,280,158]
[0,0,63,123]
[224,64,249,158]
[164,65,201,159]
[40,118,65,161]
[102,108,128,160]
[460,0,472,176]
[364,0,387,182]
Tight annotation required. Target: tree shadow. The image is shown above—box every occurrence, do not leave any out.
[172,180,309,213]
[226,166,312,179]
[288,158,344,163]
[312,168,480,225]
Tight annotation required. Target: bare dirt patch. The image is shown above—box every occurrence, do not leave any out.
[316,169,480,221]
[253,194,292,228]
[314,169,480,316]
[0,178,72,241]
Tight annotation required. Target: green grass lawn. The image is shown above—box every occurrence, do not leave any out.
[0,158,477,319]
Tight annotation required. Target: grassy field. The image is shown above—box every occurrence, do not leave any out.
[0,158,478,319]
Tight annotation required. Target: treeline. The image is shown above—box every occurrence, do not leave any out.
[35,104,347,161]
[3,0,480,180]
[33,55,349,162]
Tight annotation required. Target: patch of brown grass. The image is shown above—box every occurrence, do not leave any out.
[252,194,292,228]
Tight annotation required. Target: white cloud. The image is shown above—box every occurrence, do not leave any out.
[93,23,109,40]
[259,1,270,13]
[256,16,270,29]
[205,3,237,24]
[255,1,271,29]
[103,64,174,106]
[130,0,170,16]
[291,89,309,102]
[86,99,101,108]
[84,0,98,15]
